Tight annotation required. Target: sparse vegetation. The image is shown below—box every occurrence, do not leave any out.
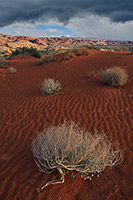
[40,46,90,64]
[73,46,90,56]
[43,54,55,63]
[0,65,7,69]
[130,47,133,54]
[8,67,17,73]
[40,50,73,64]
[0,59,8,69]
[11,47,41,58]
[32,120,123,190]
[87,71,96,78]
[0,60,8,66]
[30,48,41,58]
[88,46,100,50]
[99,66,128,87]
[40,78,62,95]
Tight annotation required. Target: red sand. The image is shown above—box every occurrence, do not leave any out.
[0,50,132,200]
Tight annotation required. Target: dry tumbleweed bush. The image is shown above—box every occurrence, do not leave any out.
[99,66,128,87]
[40,78,62,95]
[8,67,17,73]
[31,121,123,190]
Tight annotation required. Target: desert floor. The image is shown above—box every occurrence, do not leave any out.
[0,50,132,200]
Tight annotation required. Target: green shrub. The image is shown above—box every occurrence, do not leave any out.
[0,59,9,68]
[39,59,45,65]
[11,47,41,58]
[0,65,7,69]
[99,66,128,87]
[0,60,8,66]
[3,55,12,60]
[30,48,41,58]
[130,47,133,54]
[32,120,122,190]
[40,78,62,95]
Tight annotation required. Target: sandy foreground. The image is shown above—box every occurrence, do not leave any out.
[0,50,132,200]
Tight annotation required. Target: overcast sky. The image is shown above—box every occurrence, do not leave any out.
[0,0,133,40]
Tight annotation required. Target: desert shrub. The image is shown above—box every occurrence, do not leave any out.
[99,66,128,87]
[39,47,89,64]
[43,55,55,63]
[73,46,90,56]
[8,67,17,73]
[0,65,6,69]
[88,46,96,50]
[3,55,12,60]
[130,47,133,54]
[0,59,8,68]
[87,70,96,78]
[12,47,30,56]
[64,50,74,59]
[40,78,62,95]
[0,60,8,66]
[87,46,100,50]
[11,47,41,58]
[31,120,122,190]
[54,50,74,61]
[40,51,73,64]
[30,48,41,58]
[39,59,45,65]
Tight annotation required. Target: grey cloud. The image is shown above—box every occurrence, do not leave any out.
[0,0,133,27]
[67,14,133,40]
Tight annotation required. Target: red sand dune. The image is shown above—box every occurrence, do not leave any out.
[0,50,132,200]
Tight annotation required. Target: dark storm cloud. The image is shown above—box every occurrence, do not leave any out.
[0,0,133,27]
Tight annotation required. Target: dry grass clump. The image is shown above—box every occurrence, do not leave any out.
[99,66,128,87]
[40,78,62,95]
[31,121,122,190]
[87,70,96,78]
[8,67,17,73]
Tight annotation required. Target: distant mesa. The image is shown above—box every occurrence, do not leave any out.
[0,34,132,58]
